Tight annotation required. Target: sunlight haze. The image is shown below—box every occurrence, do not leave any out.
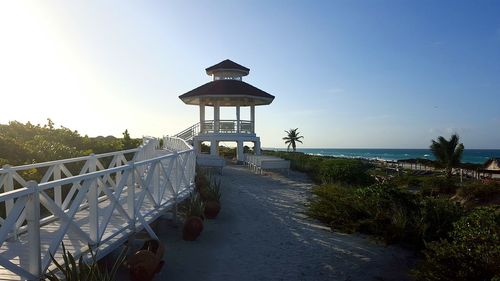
[1,1,499,148]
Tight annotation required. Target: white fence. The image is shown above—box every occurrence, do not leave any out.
[244,154,290,174]
[163,136,192,152]
[0,137,195,280]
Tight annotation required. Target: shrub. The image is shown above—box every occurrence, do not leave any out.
[308,182,466,247]
[421,177,457,196]
[413,206,500,281]
[457,181,500,206]
[413,197,464,245]
[264,151,373,186]
[355,184,420,244]
[307,184,366,232]
[318,159,374,186]
[45,242,127,281]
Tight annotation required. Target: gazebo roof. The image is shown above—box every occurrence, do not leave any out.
[205,59,250,76]
[179,79,274,106]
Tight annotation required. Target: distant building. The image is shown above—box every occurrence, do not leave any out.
[484,158,500,171]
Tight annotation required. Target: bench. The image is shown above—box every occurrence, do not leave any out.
[196,155,225,174]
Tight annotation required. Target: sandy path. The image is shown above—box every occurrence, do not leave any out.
[121,165,413,281]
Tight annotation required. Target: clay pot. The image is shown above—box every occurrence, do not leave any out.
[204,201,221,219]
[128,239,165,281]
[182,216,204,241]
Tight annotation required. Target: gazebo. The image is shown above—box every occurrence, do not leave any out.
[176,59,274,162]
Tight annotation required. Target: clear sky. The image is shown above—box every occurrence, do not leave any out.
[1,1,499,149]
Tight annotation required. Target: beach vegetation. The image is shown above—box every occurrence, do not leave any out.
[282,128,303,152]
[412,206,500,281]
[264,150,374,186]
[203,178,222,219]
[182,194,205,241]
[456,180,500,208]
[0,120,141,166]
[430,134,464,178]
[286,149,499,280]
[45,242,127,281]
[308,183,464,246]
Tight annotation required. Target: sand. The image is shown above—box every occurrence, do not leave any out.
[118,165,414,281]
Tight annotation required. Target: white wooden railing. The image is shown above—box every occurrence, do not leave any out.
[174,119,255,142]
[0,137,195,280]
[163,136,193,152]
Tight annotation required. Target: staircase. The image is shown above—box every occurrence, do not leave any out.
[174,122,200,142]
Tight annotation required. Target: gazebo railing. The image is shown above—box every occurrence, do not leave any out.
[174,120,255,142]
[202,120,254,134]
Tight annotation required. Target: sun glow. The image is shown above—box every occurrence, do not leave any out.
[0,2,122,136]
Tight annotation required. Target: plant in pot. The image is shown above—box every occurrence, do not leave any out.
[204,179,221,219]
[182,194,205,241]
[195,170,211,201]
[128,239,165,281]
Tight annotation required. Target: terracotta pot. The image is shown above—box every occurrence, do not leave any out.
[183,216,204,241]
[198,187,210,201]
[204,201,221,219]
[128,239,165,281]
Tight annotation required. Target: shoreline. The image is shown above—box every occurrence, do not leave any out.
[266,148,500,165]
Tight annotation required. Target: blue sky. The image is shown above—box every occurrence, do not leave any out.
[1,1,499,148]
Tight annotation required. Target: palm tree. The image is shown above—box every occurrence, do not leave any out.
[430,134,464,178]
[283,128,304,152]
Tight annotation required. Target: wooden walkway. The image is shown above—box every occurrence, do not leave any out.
[0,137,195,280]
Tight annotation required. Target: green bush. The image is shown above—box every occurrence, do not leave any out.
[45,242,127,281]
[307,184,367,232]
[414,197,464,245]
[421,177,457,196]
[264,151,373,186]
[457,181,500,205]
[308,182,466,247]
[413,206,500,281]
[318,159,374,186]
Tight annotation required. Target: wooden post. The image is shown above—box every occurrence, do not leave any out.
[214,103,220,133]
[26,181,41,279]
[254,140,261,155]
[250,105,255,133]
[3,165,14,218]
[127,162,136,245]
[236,105,241,133]
[199,103,205,133]
[88,154,98,244]
[237,140,244,162]
[54,165,62,207]
[154,162,160,206]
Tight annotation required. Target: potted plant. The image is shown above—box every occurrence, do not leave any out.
[182,194,204,241]
[195,170,211,201]
[204,179,221,219]
[128,239,165,281]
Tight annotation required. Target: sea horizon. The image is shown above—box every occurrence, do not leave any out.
[266,148,500,164]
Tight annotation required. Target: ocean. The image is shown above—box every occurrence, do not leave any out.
[269,148,500,164]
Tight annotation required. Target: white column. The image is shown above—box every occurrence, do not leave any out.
[194,140,200,154]
[199,103,205,133]
[254,139,261,155]
[214,103,220,133]
[210,140,218,156]
[88,154,98,244]
[26,181,41,278]
[236,105,241,133]
[250,105,255,133]
[237,140,244,162]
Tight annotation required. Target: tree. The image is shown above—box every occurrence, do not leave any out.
[430,134,464,178]
[283,128,304,152]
